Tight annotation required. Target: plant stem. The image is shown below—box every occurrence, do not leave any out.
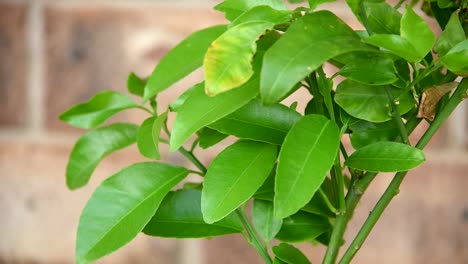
[178,147,207,175]
[137,105,154,115]
[175,132,272,263]
[319,188,338,215]
[385,86,410,145]
[235,209,272,264]
[333,156,346,213]
[323,115,424,264]
[394,0,405,9]
[338,78,468,263]
[359,1,373,36]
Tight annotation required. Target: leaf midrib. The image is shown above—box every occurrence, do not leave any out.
[81,170,186,259]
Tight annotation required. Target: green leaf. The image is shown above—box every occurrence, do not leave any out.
[400,6,435,59]
[204,21,274,96]
[365,2,401,34]
[349,120,399,149]
[169,84,199,112]
[59,91,137,129]
[127,72,146,97]
[275,211,331,242]
[273,243,311,264]
[76,162,188,263]
[334,80,415,122]
[274,115,340,218]
[274,258,289,264]
[365,34,421,62]
[208,99,302,145]
[170,80,258,152]
[66,123,138,190]
[434,11,465,56]
[136,113,167,160]
[143,189,242,238]
[308,0,336,11]
[202,140,277,223]
[345,141,426,172]
[143,25,227,101]
[231,5,292,27]
[339,55,398,85]
[215,0,287,21]
[261,11,372,105]
[252,199,282,242]
[197,127,229,149]
[440,40,468,73]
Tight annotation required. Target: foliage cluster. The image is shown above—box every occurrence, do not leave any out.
[60,0,468,263]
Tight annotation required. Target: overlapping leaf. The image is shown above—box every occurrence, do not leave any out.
[169,80,258,151]
[202,140,277,223]
[204,21,274,96]
[345,141,426,172]
[334,80,415,122]
[261,11,372,105]
[252,199,282,242]
[143,25,227,101]
[274,115,340,218]
[208,99,301,145]
[273,243,311,264]
[275,211,331,242]
[76,162,188,263]
[143,189,242,238]
[215,0,287,21]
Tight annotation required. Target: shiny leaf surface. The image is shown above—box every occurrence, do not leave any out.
[275,211,331,242]
[434,11,465,56]
[66,123,138,190]
[334,80,415,122]
[252,199,282,242]
[197,128,229,149]
[215,0,287,21]
[274,115,340,218]
[349,120,399,149]
[345,141,426,172]
[59,91,137,129]
[143,189,242,238]
[400,6,435,59]
[202,140,277,223]
[143,25,227,101]
[231,5,292,27]
[204,21,274,96]
[170,80,258,151]
[339,55,398,85]
[273,243,311,264]
[76,162,188,263]
[208,99,301,145]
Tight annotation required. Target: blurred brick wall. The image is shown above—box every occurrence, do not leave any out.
[0,0,466,263]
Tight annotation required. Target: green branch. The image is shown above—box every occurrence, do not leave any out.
[339,78,467,263]
[236,209,272,264]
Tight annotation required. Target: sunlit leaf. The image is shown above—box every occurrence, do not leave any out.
[202,140,277,223]
[215,0,287,21]
[345,141,426,172]
[76,162,188,263]
[274,115,340,218]
[143,25,227,101]
[204,21,274,96]
[261,11,372,105]
[252,199,282,242]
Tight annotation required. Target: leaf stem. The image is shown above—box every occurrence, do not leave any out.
[385,86,410,145]
[323,114,424,264]
[137,105,154,115]
[318,188,338,215]
[333,156,346,213]
[338,78,468,263]
[178,147,207,175]
[235,209,272,264]
[394,0,405,9]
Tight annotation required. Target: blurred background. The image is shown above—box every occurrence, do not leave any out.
[0,0,467,263]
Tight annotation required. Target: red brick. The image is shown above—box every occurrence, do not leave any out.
[44,5,225,132]
[0,3,26,128]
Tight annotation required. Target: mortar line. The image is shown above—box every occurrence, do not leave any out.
[26,0,44,138]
